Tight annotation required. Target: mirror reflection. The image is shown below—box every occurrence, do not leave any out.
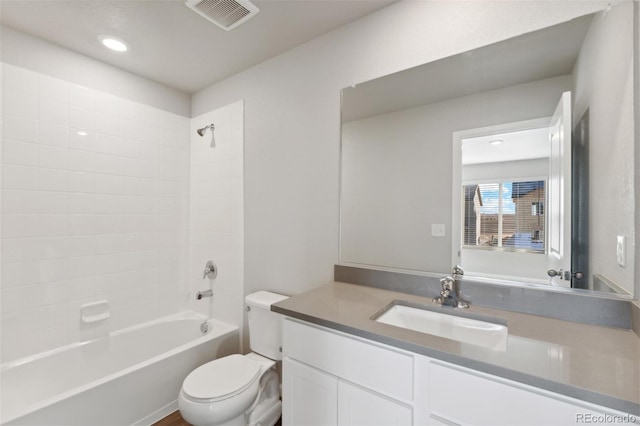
[340,5,634,296]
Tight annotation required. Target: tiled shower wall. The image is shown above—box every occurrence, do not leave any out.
[0,63,191,362]
[189,101,244,337]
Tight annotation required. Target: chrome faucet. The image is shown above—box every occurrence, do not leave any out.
[203,261,217,279]
[433,276,469,308]
[196,289,213,300]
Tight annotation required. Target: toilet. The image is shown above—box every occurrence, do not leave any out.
[179,291,289,426]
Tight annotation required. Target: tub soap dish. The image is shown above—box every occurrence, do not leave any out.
[81,300,110,323]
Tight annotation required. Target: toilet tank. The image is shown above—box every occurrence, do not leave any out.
[246,291,289,360]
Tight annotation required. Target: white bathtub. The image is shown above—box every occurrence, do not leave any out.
[0,311,239,426]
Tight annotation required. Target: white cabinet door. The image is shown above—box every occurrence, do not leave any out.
[338,380,413,426]
[282,357,337,426]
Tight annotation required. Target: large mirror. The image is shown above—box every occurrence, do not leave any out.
[340,4,635,297]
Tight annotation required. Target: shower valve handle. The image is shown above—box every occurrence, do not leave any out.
[203,261,217,279]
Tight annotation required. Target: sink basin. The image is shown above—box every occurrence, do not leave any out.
[372,301,508,351]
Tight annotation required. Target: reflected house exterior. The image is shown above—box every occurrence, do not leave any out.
[464,181,545,251]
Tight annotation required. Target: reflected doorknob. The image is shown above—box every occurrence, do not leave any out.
[547,269,584,280]
[547,269,562,277]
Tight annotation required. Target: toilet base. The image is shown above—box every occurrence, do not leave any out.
[247,370,281,426]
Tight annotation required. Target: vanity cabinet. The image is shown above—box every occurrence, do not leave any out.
[282,357,337,425]
[282,318,413,426]
[281,318,637,426]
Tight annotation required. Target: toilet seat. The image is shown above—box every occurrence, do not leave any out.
[182,354,262,403]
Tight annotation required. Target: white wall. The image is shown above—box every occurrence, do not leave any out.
[192,0,607,297]
[572,3,635,294]
[0,63,191,362]
[189,101,244,344]
[340,76,570,273]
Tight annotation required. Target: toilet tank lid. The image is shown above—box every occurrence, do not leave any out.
[245,291,289,309]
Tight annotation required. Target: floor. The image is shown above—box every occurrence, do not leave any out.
[153,410,283,426]
[152,411,191,426]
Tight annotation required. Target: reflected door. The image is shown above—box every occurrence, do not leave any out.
[547,91,572,287]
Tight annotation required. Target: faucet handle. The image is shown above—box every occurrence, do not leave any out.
[452,265,464,277]
[203,261,217,280]
[439,276,455,297]
[440,276,455,289]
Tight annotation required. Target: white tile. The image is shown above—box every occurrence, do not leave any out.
[2,164,38,190]
[28,214,70,237]
[1,261,39,286]
[95,112,121,136]
[68,128,96,151]
[68,149,96,173]
[69,194,122,215]
[39,75,70,103]
[68,253,118,279]
[67,171,96,193]
[68,234,123,257]
[38,122,68,147]
[2,139,38,166]
[94,133,121,156]
[38,168,70,192]
[1,189,38,213]
[93,152,121,175]
[138,141,161,161]
[3,64,38,95]
[3,114,37,143]
[38,258,69,283]
[38,191,69,214]
[69,85,94,110]
[39,99,68,125]
[3,90,38,119]
[38,145,69,170]
[69,214,120,235]
[2,214,35,238]
[94,174,122,194]
[69,107,95,131]
[94,91,120,116]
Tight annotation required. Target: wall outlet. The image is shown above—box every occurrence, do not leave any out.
[432,224,446,237]
[616,235,625,267]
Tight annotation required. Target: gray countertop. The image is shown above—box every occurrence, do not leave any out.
[272,281,640,415]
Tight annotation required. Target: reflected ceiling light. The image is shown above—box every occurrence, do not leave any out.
[489,139,503,145]
[98,35,129,53]
[77,130,88,136]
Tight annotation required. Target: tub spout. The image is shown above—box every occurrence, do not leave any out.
[196,289,213,300]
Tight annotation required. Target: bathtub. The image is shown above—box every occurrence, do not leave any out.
[1,311,239,426]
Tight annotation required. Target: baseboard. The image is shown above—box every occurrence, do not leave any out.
[133,400,178,426]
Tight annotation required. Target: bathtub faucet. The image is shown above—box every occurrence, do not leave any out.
[196,289,213,300]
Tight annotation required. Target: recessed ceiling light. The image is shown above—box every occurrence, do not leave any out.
[77,130,88,136]
[489,139,503,145]
[98,35,129,53]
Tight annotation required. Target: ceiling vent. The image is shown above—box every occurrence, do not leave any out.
[185,0,259,31]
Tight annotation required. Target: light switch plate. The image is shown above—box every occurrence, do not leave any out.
[617,235,625,267]
[432,224,445,237]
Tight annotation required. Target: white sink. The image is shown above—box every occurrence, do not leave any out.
[373,302,508,351]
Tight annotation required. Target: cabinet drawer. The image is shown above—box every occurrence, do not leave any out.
[429,362,634,426]
[283,319,414,402]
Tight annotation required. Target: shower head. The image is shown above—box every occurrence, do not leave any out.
[196,123,215,147]
[197,124,214,136]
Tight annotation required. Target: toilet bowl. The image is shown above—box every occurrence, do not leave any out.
[179,291,288,426]
[179,353,279,426]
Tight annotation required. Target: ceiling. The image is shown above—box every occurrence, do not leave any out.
[342,14,593,122]
[462,127,550,165]
[0,0,395,94]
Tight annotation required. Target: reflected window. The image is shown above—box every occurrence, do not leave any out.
[462,180,546,253]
